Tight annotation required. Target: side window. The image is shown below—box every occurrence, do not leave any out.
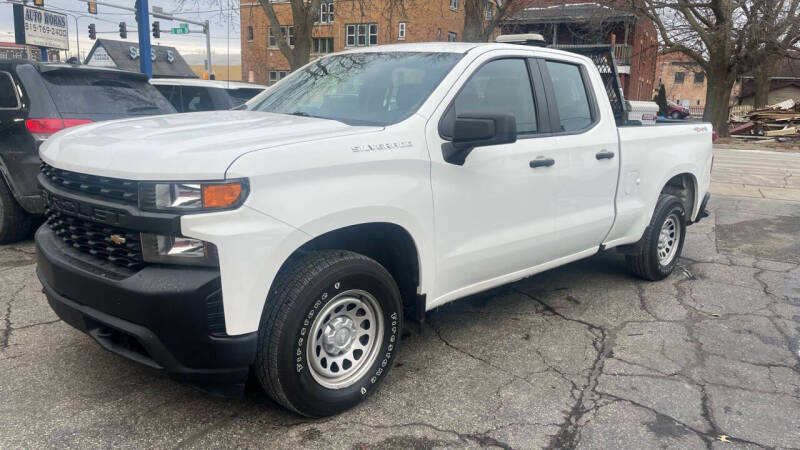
[545,60,593,132]
[181,86,214,112]
[155,84,182,112]
[454,59,537,135]
[0,71,20,109]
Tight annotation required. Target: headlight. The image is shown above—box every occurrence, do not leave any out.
[141,233,219,266]
[139,179,248,212]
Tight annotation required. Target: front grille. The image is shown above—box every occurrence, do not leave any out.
[41,163,139,206]
[45,209,145,269]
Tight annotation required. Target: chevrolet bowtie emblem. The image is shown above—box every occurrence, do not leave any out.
[110,234,126,245]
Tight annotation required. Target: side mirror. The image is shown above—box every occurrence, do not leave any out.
[442,113,517,165]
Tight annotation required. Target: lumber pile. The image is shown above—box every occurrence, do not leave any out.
[730,99,800,139]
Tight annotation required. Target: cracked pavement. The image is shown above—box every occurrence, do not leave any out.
[1,149,799,449]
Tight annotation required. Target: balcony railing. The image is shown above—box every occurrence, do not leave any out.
[549,44,633,66]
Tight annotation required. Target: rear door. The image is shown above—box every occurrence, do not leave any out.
[39,69,176,121]
[537,57,619,254]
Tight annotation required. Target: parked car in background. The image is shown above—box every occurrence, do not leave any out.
[150,78,267,112]
[0,61,176,243]
[667,101,690,119]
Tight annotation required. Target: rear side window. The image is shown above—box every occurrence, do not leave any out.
[181,86,216,112]
[453,59,537,134]
[545,61,593,132]
[0,71,20,109]
[154,84,183,111]
[226,88,263,107]
[41,71,175,115]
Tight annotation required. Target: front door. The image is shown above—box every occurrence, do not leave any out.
[427,56,560,301]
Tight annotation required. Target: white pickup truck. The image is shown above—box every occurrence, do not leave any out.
[36,42,712,417]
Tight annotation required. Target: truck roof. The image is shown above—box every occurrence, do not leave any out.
[338,42,594,62]
[149,78,267,90]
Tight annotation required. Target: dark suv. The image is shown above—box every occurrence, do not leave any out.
[0,61,176,244]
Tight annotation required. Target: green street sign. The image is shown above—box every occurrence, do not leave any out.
[171,23,189,34]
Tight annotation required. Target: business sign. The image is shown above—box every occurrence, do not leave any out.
[13,4,69,50]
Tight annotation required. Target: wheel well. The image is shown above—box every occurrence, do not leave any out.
[291,223,421,319]
[661,173,696,220]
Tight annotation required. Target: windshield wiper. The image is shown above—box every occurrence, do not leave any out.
[127,105,161,112]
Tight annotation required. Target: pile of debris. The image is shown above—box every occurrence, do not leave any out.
[729,99,800,142]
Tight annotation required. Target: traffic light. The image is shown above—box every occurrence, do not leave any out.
[87,1,97,14]
[152,21,161,39]
[33,0,44,7]
[119,22,127,39]
[88,23,96,40]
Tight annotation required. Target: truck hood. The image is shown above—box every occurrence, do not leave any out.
[39,110,381,180]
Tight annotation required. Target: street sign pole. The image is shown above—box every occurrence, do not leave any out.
[204,20,212,78]
[134,0,152,77]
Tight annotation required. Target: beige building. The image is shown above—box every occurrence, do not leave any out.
[656,52,708,108]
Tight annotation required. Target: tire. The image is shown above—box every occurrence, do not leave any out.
[626,194,686,281]
[254,250,403,417]
[0,178,32,244]
[670,111,682,120]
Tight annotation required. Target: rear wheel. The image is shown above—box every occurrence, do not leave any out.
[0,178,32,244]
[670,111,682,120]
[627,194,686,281]
[254,250,403,417]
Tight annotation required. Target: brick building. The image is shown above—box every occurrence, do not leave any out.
[240,0,467,85]
[500,1,658,101]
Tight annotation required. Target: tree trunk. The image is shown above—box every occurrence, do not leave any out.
[752,59,776,109]
[703,68,735,137]
[463,0,489,42]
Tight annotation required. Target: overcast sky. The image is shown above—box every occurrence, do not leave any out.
[0,0,241,64]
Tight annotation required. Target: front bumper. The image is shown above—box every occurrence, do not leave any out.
[36,225,257,384]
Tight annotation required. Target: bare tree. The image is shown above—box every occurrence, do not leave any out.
[463,0,522,42]
[746,0,800,107]
[622,0,800,135]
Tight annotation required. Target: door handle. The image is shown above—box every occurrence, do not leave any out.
[596,150,615,160]
[530,157,555,168]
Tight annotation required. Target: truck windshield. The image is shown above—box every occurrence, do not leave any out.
[246,52,463,126]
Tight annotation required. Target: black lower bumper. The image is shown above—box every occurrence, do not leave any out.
[36,226,257,384]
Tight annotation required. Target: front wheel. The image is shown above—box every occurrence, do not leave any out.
[627,194,687,281]
[254,250,403,417]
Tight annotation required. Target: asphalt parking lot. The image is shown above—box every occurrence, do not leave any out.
[1,148,798,449]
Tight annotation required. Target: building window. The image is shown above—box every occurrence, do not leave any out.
[448,31,457,42]
[450,0,458,11]
[673,72,685,84]
[317,0,333,24]
[313,37,334,54]
[246,26,253,42]
[437,28,442,41]
[693,72,705,84]
[269,26,294,48]
[346,23,378,47]
[398,22,406,40]
[268,70,288,85]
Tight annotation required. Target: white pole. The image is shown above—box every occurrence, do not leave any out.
[204,20,212,78]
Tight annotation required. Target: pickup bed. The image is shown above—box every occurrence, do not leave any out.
[35,42,712,417]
